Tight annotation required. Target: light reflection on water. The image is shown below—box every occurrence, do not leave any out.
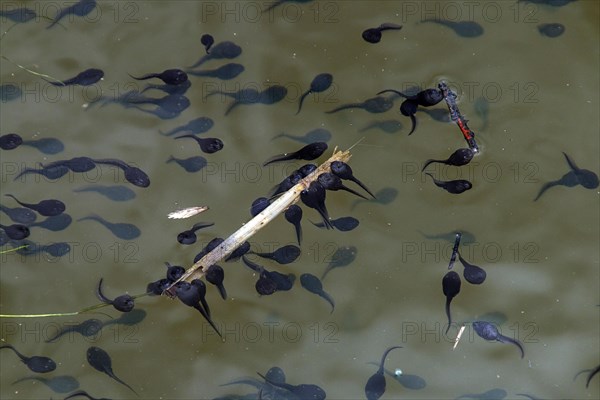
[1,1,598,399]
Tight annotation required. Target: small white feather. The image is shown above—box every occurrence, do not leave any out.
[168,206,208,219]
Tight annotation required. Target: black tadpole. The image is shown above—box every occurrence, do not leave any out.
[318,172,369,200]
[174,135,224,154]
[96,278,135,312]
[175,281,222,338]
[296,73,333,114]
[365,345,403,400]
[422,148,474,171]
[263,142,328,166]
[129,69,188,85]
[86,346,137,395]
[0,222,30,240]
[205,264,227,300]
[457,253,487,285]
[0,344,56,373]
[300,181,333,230]
[330,161,376,199]
[362,23,402,44]
[5,194,65,217]
[284,205,303,245]
[472,321,525,358]
[442,271,461,334]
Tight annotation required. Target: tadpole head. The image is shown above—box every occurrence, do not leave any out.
[113,295,135,312]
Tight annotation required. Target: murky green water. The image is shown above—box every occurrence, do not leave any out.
[1,1,598,399]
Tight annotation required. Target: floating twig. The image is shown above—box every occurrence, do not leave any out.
[164,148,352,296]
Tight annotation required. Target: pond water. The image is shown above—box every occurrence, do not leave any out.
[1,1,598,399]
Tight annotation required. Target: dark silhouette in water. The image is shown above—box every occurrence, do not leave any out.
[534,152,598,200]
[0,7,36,23]
[46,318,104,342]
[4,194,65,217]
[425,173,472,194]
[160,117,214,136]
[12,375,80,394]
[49,68,103,86]
[538,23,565,37]
[362,23,402,43]
[312,216,359,232]
[0,344,56,373]
[296,73,333,114]
[47,0,97,28]
[257,372,326,400]
[422,19,484,37]
[186,63,245,80]
[472,321,525,358]
[14,136,64,154]
[456,388,508,400]
[189,41,242,68]
[77,214,141,240]
[73,185,136,202]
[273,128,332,144]
[129,69,188,85]
[15,241,71,258]
[174,135,224,154]
[359,120,403,134]
[29,213,72,231]
[86,346,137,394]
[63,389,111,400]
[300,273,335,312]
[326,95,394,114]
[0,204,37,224]
[321,245,357,280]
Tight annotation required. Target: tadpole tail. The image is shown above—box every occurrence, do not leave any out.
[128,73,155,81]
[262,153,295,167]
[421,159,441,172]
[444,298,452,335]
[224,100,241,116]
[376,89,410,98]
[294,223,302,246]
[498,335,525,359]
[109,371,138,396]
[194,305,223,339]
[325,103,360,114]
[95,278,112,304]
[586,365,600,388]
[341,186,370,200]
[350,177,376,199]
[562,152,579,172]
[533,181,560,201]
[408,114,417,135]
[296,91,310,115]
